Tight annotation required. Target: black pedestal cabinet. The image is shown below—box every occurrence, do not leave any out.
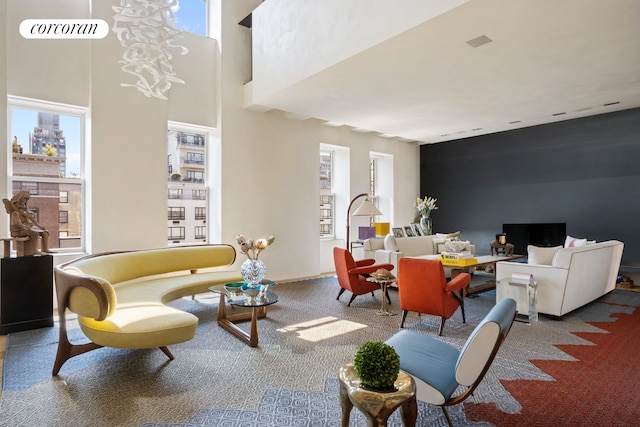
[0,255,54,334]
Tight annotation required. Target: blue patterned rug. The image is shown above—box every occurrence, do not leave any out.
[2,277,638,426]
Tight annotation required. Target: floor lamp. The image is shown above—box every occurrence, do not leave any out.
[346,193,383,251]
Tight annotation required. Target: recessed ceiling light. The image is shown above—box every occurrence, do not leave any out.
[466,35,493,48]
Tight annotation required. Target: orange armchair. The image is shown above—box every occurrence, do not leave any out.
[397,257,470,335]
[333,247,395,306]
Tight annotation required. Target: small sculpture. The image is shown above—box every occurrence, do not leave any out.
[3,191,51,256]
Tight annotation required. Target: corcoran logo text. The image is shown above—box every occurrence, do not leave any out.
[19,19,109,39]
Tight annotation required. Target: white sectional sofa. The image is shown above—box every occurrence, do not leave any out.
[363,233,475,277]
[496,240,624,317]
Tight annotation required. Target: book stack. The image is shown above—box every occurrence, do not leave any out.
[439,251,477,266]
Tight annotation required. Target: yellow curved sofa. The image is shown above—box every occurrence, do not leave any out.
[52,244,242,375]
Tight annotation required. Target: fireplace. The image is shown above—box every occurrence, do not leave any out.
[502,223,567,256]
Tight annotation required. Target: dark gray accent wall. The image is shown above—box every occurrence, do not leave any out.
[420,108,640,267]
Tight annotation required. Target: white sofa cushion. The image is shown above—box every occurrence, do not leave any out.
[527,245,562,265]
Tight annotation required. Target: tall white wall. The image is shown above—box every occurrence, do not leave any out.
[1,0,420,283]
[250,0,468,102]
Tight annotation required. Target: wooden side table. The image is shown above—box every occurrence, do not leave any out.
[209,283,278,347]
[339,364,417,427]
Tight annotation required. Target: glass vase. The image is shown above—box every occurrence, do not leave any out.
[420,215,432,235]
[241,258,267,286]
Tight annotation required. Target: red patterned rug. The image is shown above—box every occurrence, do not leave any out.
[464,303,640,426]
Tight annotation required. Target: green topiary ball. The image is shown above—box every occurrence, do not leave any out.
[353,341,400,391]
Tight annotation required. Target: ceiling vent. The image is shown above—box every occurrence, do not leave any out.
[466,35,493,48]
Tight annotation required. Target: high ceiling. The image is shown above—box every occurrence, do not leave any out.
[252,0,640,144]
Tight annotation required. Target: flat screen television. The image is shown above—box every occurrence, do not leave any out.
[502,223,566,255]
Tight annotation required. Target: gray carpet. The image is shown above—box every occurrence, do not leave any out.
[1,275,638,426]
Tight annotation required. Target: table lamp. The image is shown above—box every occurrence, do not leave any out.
[346,193,383,250]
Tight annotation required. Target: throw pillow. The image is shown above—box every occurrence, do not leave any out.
[433,239,446,254]
[564,235,587,248]
[384,234,399,252]
[436,231,461,240]
[527,245,562,265]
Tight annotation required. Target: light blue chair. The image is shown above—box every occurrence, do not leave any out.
[386,298,517,426]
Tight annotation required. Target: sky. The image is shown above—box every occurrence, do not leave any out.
[11,107,81,178]
[173,0,207,37]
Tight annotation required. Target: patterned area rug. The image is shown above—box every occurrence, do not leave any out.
[1,276,639,426]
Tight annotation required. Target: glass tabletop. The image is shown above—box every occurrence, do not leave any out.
[209,282,278,307]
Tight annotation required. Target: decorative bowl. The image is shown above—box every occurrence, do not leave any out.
[224,282,244,297]
[241,284,261,298]
[259,281,275,294]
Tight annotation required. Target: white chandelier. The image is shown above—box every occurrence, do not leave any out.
[112,0,188,100]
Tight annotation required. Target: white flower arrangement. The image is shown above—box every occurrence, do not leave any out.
[235,234,275,260]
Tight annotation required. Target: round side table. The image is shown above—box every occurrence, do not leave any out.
[339,364,417,427]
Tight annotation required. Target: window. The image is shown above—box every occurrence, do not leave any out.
[173,0,208,37]
[168,122,211,246]
[186,152,204,165]
[20,182,39,194]
[370,152,394,228]
[168,227,185,241]
[9,97,85,252]
[168,188,183,199]
[185,170,204,183]
[320,150,335,238]
[168,207,185,220]
[369,157,379,211]
[194,207,206,220]
[370,157,377,198]
[59,211,68,225]
[194,226,206,239]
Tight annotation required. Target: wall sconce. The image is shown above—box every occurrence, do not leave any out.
[346,193,382,251]
[496,233,507,245]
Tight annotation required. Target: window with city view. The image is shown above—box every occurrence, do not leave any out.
[319,150,334,238]
[167,123,210,245]
[9,98,85,252]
